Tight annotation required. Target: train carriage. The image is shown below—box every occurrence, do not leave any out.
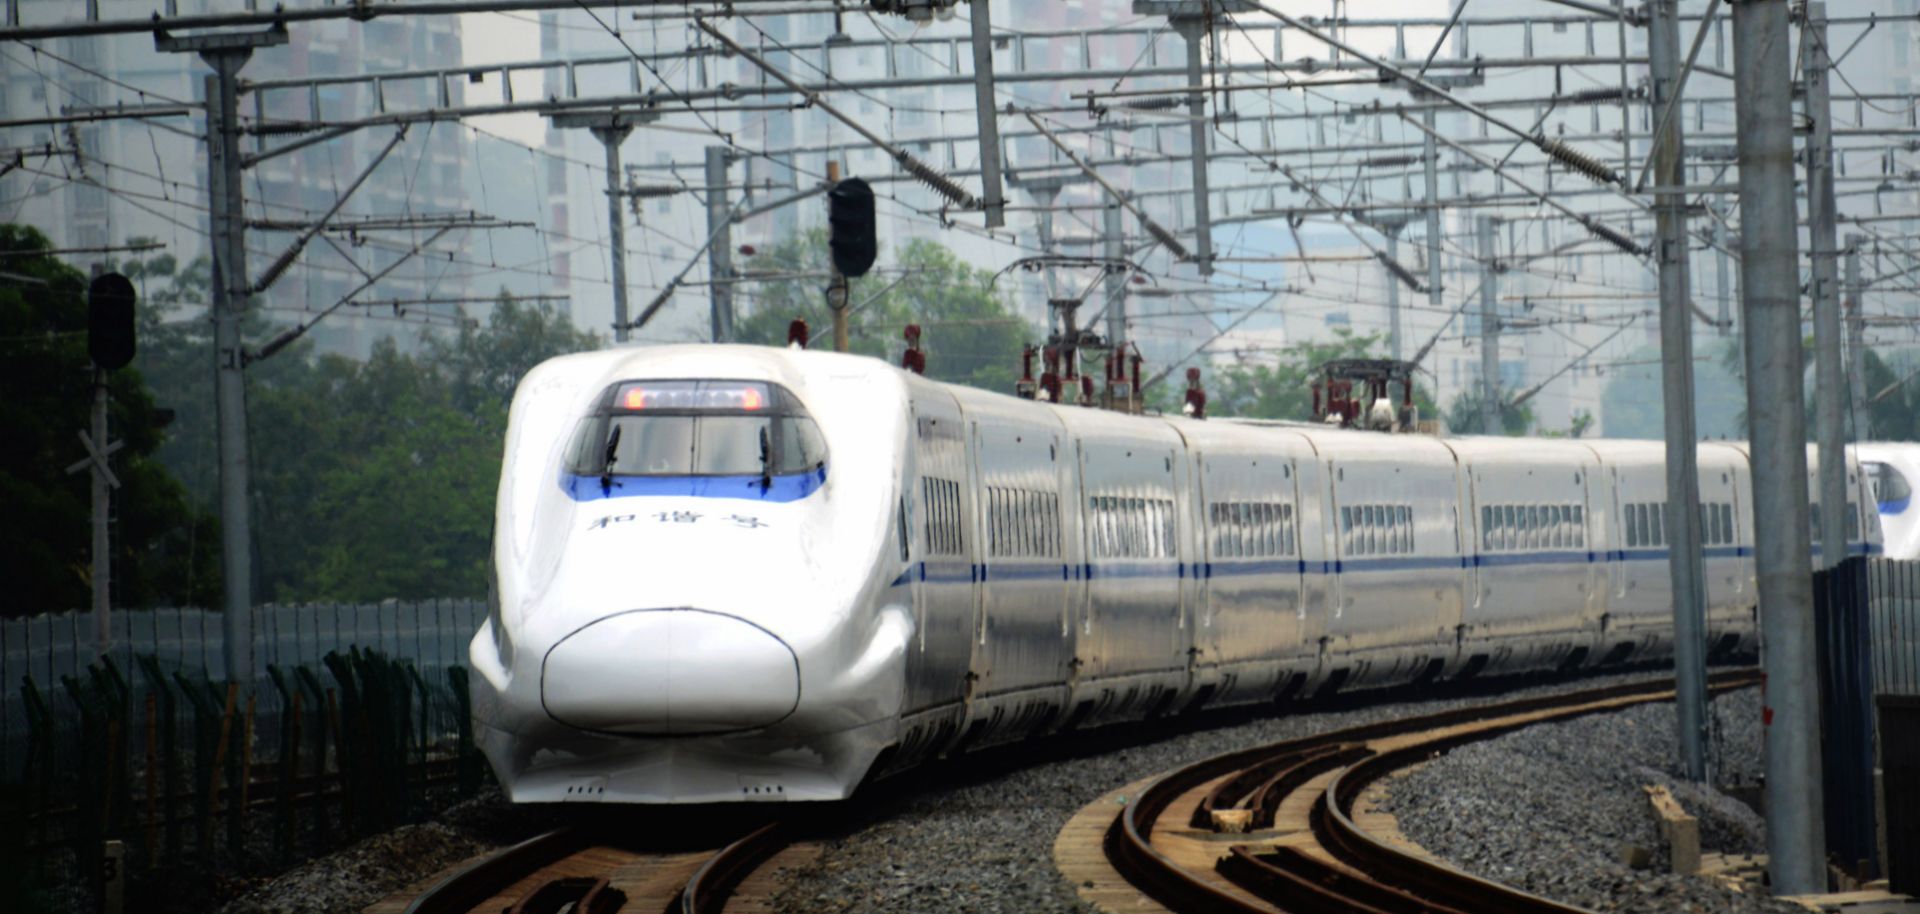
[472,345,1869,805]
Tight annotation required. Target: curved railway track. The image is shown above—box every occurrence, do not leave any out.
[1082,670,1760,914]
[389,818,791,914]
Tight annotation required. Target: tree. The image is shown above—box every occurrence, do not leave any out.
[1855,347,1920,441]
[243,293,599,602]
[733,230,1032,393]
[0,225,218,614]
[128,260,601,604]
[1445,385,1536,436]
[1597,340,1748,439]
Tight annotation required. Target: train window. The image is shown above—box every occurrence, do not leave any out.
[1571,505,1585,548]
[899,497,910,562]
[576,380,827,478]
[1341,506,1355,554]
[922,477,964,555]
[1848,503,1860,542]
[1022,493,1033,556]
[1481,506,1494,550]
[1720,504,1733,544]
[1283,504,1297,556]
[1503,505,1518,551]
[1868,461,1913,505]
[1548,506,1563,549]
[1161,500,1177,557]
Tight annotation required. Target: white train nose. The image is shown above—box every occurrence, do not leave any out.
[540,609,800,735]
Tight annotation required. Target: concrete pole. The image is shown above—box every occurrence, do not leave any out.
[1803,2,1846,569]
[1104,199,1126,347]
[968,0,1005,228]
[1846,234,1869,442]
[91,368,110,659]
[1173,16,1215,275]
[1728,201,1743,337]
[1386,230,1403,360]
[705,146,734,343]
[206,59,254,685]
[1423,108,1443,305]
[1649,0,1710,782]
[1733,0,1826,893]
[1477,214,1501,435]
[594,124,635,343]
[1026,183,1062,335]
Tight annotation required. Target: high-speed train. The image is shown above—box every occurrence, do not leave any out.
[1857,443,1920,560]
[469,345,1879,804]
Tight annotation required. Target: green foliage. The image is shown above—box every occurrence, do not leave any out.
[1856,346,1920,441]
[732,229,1032,393]
[1197,329,1438,422]
[130,262,600,603]
[1445,385,1536,436]
[0,225,218,614]
[1598,340,1749,439]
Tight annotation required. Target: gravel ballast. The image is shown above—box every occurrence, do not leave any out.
[191,671,1776,914]
[1381,685,1798,914]
[773,670,1714,914]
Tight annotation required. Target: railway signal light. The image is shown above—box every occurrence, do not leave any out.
[88,272,137,371]
[827,177,877,278]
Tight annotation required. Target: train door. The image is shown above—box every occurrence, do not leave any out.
[1326,458,1346,621]
[1194,452,1218,657]
[1608,467,1629,600]
[1461,468,1483,613]
[969,421,1070,700]
[902,395,977,717]
[1580,467,1600,616]
[1285,458,1306,622]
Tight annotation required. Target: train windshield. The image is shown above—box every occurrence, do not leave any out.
[1866,461,1912,512]
[568,380,826,478]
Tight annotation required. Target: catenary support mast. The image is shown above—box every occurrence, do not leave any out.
[157,23,289,685]
[706,146,735,342]
[1477,213,1500,435]
[1803,2,1846,570]
[1732,0,1826,893]
[1648,0,1709,782]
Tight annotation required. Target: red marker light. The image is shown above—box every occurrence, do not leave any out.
[740,387,764,410]
[623,387,647,409]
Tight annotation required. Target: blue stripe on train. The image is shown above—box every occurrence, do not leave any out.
[882,541,1874,588]
[559,465,827,503]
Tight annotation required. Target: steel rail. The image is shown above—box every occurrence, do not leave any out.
[396,818,791,914]
[1104,670,1761,914]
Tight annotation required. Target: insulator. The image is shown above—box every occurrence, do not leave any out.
[895,150,979,210]
[1360,154,1422,167]
[1584,218,1644,256]
[1375,250,1424,293]
[1554,87,1630,104]
[1144,220,1192,261]
[1120,96,1184,111]
[1539,137,1619,185]
[624,184,681,200]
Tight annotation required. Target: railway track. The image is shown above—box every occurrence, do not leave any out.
[1069,670,1761,914]
[381,817,794,914]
